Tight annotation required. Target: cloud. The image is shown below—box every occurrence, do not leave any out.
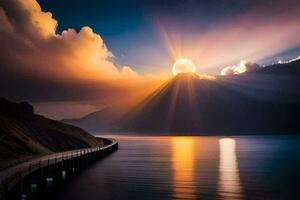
[0,0,141,85]
[278,55,300,64]
[120,66,139,79]
[0,0,165,119]
[221,60,260,76]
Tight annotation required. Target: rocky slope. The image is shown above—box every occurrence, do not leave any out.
[0,98,102,168]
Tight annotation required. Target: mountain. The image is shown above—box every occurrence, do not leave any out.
[0,98,103,169]
[64,59,300,135]
[63,107,119,133]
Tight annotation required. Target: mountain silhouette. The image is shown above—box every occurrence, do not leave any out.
[64,59,300,135]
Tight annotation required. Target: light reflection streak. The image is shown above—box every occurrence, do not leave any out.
[218,138,243,199]
[172,137,196,200]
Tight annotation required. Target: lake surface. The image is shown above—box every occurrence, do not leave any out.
[57,135,300,200]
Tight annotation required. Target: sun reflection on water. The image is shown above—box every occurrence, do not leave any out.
[172,137,196,200]
[218,138,243,199]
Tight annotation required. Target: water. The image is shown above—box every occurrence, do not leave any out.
[57,135,300,200]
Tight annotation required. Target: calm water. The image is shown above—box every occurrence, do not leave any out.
[57,135,300,200]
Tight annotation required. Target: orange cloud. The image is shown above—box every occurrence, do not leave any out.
[0,0,144,84]
[0,0,165,119]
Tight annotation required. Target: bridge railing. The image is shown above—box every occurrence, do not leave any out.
[0,138,118,199]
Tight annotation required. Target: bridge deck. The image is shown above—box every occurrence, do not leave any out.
[0,138,118,199]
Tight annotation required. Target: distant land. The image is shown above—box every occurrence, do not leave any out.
[0,98,103,170]
[64,59,300,135]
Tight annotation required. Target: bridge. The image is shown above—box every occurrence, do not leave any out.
[0,138,118,200]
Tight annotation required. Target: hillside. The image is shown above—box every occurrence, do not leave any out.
[0,98,103,168]
[63,107,119,133]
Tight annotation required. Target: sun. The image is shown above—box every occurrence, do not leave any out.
[172,58,196,76]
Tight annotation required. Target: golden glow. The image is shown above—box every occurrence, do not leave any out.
[218,138,243,199]
[172,137,196,200]
[172,58,196,76]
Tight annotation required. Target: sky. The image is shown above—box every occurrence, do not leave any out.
[0,0,300,119]
[37,0,300,74]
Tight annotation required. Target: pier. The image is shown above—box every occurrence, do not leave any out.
[0,138,118,200]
